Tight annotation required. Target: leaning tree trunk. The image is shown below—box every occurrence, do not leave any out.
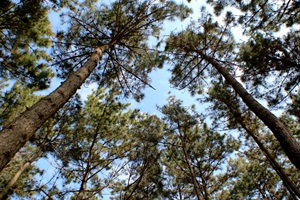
[0,135,48,199]
[220,97,300,199]
[240,120,300,199]
[196,50,300,171]
[0,45,109,172]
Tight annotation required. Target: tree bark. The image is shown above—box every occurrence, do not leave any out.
[176,118,203,200]
[0,45,109,172]
[0,134,49,199]
[0,161,30,200]
[196,50,300,171]
[220,98,300,199]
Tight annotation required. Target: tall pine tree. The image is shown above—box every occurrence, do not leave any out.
[0,0,191,171]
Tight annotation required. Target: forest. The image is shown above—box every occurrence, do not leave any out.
[0,0,300,199]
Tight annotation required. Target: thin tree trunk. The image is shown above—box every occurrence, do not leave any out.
[76,121,102,200]
[221,98,300,199]
[242,123,300,199]
[0,45,109,172]
[0,134,49,199]
[196,50,300,171]
[181,142,205,200]
[0,161,30,200]
[176,119,203,200]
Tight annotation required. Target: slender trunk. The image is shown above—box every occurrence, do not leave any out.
[0,135,49,199]
[123,161,148,200]
[0,45,109,172]
[181,141,204,200]
[0,162,30,200]
[76,179,87,200]
[76,122,101,200]
[176,120,203,200]
[196,50,300,170]
[243,124,300,199]
[224,102,300,199]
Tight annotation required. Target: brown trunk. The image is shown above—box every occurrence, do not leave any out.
[222,99,300,199]
[242,124,300,199]
[0,161,30,200]
[0,134,49,199]
[181,142,205,200]
[176,119,203,200]
[76,123,100,200]
[196,50,300,171]
[0,45,109,172]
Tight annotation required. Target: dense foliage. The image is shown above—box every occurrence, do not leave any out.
[0,0,299,199]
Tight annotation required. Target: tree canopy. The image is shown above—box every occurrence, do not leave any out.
[0,0,299,199]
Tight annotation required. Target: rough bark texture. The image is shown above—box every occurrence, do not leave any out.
[0,45,109,172]
[196,50,300,171]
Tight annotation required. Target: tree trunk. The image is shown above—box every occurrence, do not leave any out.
[181,140,203,200]
[0,161,30,200]
[0,134,49,199]
[221,98,300,199]
[0,45,109,172]
[196,50,300,170]
[242,123,300,199]
[176,119,203,200]
[76,123,100,200]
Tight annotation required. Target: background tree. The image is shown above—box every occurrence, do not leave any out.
[159,97,239,200]
[31,88,132,199]
[0,0,54,89]
[110,113,166,200]
[22,88,167,199]
[207,0,300,32]
[206,82,300,199]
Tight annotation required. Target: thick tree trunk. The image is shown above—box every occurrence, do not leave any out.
[196,50,300,170]
[0,45,109,172]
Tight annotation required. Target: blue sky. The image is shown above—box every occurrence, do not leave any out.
[33,0,250,197]
[44,0,210,115]
[33,0,209,196]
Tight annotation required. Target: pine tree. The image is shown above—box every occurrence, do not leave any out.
[159,97,239,199]
[0,0,54,89]
[25,88,166,199]
[164,8,300,170]
[110,113,166,199]
[0,0,191,171]
[207,82,300,198]
[32,88,131,199]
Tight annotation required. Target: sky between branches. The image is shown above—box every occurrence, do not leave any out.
[43,0,251,117]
